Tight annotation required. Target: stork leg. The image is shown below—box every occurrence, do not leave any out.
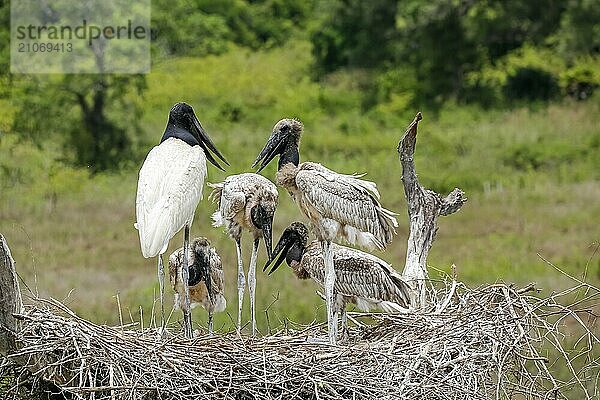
[248,238,259,336]
[157,254,166,330]
[332,304,339,342]
[339,297,348,341]
[322,240,337,345]
[181,225,193,339]
[208,312,214,336]
[235,238,245,336]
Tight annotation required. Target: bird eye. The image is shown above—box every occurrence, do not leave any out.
[281,125,289,133]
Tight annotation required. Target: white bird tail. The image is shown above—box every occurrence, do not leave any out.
[138,205,173,258]
[208,182,225,228]
[207,182,224,203]
[211,210,226,228]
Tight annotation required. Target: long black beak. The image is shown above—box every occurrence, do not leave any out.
[263,232,292,275]
[252,131,285,172]
[192,115,229,171]
[262,219,273,261]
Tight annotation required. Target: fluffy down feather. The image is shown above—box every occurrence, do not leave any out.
[209,173,278,238]
[168,238,226,314]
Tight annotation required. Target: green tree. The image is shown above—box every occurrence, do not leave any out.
[12,74,146,172]
[152,0,232,56]
[198,0,315,49]
[310,0,580,108]
[1,1,148,172]
[558,0,600,59]
[396,3,480,105]
[311,0,398,73]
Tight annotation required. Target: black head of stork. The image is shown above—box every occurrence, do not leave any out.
[251,202,276,260]
[252,118,303,172]
[264,221,309,275]
[162,102,229,171]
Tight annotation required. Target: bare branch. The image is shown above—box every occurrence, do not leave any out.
[398,112,466,309]
[1,234,598,400]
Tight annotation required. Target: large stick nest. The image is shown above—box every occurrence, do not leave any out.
[1,278,598,400]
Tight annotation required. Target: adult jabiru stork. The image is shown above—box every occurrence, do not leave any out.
[135,102,228,338]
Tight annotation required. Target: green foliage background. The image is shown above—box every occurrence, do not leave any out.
[0,0,598,342]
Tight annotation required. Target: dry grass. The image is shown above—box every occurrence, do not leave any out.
[1,271,598,400]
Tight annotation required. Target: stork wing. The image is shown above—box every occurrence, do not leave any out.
[136,139,206,258]
[295,162,398,250]
[218,178,247,220]
[302,242,410,307]
[209,246,225,295]
[333,244,410,307]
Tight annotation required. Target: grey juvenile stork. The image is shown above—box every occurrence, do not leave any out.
[265,222,410,337]
[135,102,228,338]
[168,237,226,335]
[209,173,278,335]
[253,118,398,344]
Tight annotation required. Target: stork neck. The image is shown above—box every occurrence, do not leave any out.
[161,123,198,146]
[278,143,299,170]
[188,263,201,286]
[188,247,207,286]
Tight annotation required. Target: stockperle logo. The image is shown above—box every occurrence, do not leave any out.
[11,0,151,74]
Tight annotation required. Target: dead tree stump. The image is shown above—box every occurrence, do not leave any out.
[0,234,23,356]
[398,113,467,309]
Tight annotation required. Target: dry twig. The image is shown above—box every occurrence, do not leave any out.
[1,277,597,400]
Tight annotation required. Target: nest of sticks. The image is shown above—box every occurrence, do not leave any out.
[1,272,598,400]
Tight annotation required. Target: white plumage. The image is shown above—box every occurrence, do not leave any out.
[136,138,206,258]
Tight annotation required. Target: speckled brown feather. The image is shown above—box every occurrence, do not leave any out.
[297,241,410,309]
[168,238,226,313]
[277,161,398,250]
[209,173,278,240]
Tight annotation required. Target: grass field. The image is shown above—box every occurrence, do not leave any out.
[1,41,598,333]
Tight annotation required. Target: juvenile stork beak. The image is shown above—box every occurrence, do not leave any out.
[251,205,275,260]
[263,230,291,275]
[191,114,230,171]
[262,219,273,261]
[252,129,286,172]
